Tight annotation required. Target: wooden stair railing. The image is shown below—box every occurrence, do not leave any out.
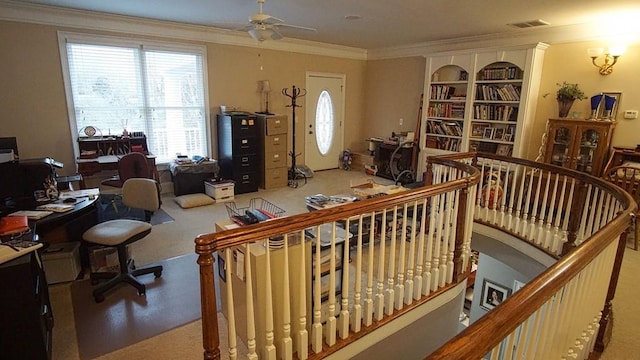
[425,152,635,359]
[195,152,634,360]
[196,158,480,359]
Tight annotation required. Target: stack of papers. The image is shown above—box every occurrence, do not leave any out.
[58,188,99,200]
[9,210,53,220]
[36,203,74,213]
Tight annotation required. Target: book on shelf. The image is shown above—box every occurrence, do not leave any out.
[475,84,521,101]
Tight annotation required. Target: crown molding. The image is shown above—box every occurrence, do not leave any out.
[368,22,616,60]
[0,0,368,60]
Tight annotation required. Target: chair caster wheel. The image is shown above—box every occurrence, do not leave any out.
[154,270,162,278]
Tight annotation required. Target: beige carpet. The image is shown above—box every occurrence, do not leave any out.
[48,169,640,359]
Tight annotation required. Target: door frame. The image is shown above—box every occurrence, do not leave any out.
[304,71,346,170]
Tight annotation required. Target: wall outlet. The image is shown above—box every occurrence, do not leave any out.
[399,118,403,125]
[623,110,638,119]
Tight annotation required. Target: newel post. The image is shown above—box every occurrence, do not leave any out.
[196,238,221,360]
[453,185,469,282]
[425,161,434,186]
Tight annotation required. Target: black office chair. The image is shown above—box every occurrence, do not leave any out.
[82,178,163,302]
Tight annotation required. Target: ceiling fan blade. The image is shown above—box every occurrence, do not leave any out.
[270,27,283,40]
[274,23,317,32]
[251,13,284,25]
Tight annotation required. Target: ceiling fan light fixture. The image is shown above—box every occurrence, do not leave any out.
[248,27,274,41]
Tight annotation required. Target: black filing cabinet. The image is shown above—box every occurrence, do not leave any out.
[0,249,53,360]
[217,113,260,194]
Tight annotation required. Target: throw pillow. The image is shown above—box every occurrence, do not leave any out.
[174,193,215,209]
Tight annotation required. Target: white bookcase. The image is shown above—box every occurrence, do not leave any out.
[419,44,548,177]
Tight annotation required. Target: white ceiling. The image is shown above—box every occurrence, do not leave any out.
[7,0,640,50]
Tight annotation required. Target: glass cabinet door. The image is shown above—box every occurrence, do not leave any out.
[575,128,600,174]
[550,126,572,167]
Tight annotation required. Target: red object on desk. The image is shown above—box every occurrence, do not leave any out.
[0,216,29,236]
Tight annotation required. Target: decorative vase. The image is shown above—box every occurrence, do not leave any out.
[558,99,574,118]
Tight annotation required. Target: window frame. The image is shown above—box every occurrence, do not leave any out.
[57,31,211,164]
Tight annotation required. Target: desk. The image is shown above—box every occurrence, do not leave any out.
[0,232,52,360]
[604,147,640,175]
[169,160,219,196]
[76,155,159,188]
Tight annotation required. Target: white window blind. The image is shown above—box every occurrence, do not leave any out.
[62,34,208,164]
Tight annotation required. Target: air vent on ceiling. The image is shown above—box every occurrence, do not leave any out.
[508,19,550,29]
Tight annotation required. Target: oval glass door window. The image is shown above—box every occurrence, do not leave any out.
[315,90,334,155]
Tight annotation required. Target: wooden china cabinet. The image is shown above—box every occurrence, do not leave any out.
[543,118,615,176]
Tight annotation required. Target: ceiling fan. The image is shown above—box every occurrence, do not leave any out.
[230,0,317,42]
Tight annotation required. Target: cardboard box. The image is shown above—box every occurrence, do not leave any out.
[42,242,81,284]
[351,152,375,171]
[89,245,128,273]
[205,180,235,202]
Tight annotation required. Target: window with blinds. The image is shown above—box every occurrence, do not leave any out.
[60,33,209,164]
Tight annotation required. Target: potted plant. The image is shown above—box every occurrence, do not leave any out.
[551,81,587,117]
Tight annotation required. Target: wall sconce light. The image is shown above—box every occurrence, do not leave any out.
[588,46,625,75]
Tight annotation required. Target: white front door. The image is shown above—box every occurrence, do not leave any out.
[305,73,345,171]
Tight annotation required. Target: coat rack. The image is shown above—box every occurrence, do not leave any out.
[282,85,307,188]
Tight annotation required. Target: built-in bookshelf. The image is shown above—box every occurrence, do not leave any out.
[425,64,468,152]
[469,62,523,156]
[418,44,548,177]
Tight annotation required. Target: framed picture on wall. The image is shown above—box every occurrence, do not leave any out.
[480,279,512,310]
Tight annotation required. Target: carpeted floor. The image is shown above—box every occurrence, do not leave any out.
[96,194,174,226]
[70,253,200,359]
[48,170,640,359]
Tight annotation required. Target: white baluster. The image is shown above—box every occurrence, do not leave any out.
[544,174,560,250]
[325,223,337,346]
[405,202,417,304]
[351,215,364,333]
[263,238,276,360]
[536,170,552,244]
[423,195,436,296]
[311,226,323,353]
[528,168,543,241]
[245,245,258,360]
[387,207,397,313]
[514,165,528,233]
[414,198,427,300]
[521,168,535,238]
[375,209,386,321]
[440,191,452,288]
[396,204,406,309]
[225,249,238,360]
[432,192,445,291]
[281,234,293,360]
[446,191,458,285]
[364,213,375,326]
[296,230,308,360]
[339,218,350,339]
